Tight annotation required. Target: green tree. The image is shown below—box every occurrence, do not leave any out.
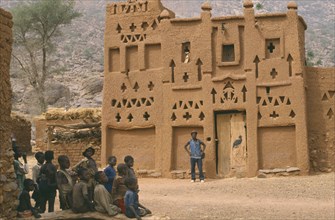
[306,49,321,67]
[255,3,263,10]
[11,0,81,113]
[255,0,266,10]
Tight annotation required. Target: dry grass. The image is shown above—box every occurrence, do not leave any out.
[42,108,101,121]
[11,112,31,125]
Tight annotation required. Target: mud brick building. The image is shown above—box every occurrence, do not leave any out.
[34,108,102,167]
[101,0,334,178]
[0,7,19,219]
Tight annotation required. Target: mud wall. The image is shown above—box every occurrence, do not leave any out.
[11,113,32,153]
[34,108,101,167]
[0,7,18,220]
[102,0,310,178]
[306,67,335,172]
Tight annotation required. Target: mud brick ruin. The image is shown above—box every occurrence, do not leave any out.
[101,0,334,178]
[0,7,18,219]
[11,113,32,153]
[34,108,102,166]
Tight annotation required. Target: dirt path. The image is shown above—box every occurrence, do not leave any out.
[138,174,334,220]
[26,154,334,219]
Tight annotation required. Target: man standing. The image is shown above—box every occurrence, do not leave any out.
[184,130,206,183]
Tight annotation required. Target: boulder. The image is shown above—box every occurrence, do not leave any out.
[3,182,18,192]
[81,77,103,97]
[45,83,70,105]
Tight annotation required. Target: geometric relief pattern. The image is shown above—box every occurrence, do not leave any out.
[211,81,247,105]
[171,100,204,122]
[121,33,146,43]
[117,14,160,44]
[114,111,151,123]
[327,108,334,119]
[321,90,335,120]
[111,97,154,109]
[108,1,148,15]
[257,94,295,121]
[256,95,291,107]
[120,82,154,92]
[321,90,335,101]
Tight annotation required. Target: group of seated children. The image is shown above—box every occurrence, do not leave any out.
[17,147,151,220]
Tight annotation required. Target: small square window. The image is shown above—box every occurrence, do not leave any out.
[265,38,280,59]
[222,44,235,62]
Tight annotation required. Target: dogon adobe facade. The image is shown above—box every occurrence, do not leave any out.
[102,0,334,178]
[0,7,18,219]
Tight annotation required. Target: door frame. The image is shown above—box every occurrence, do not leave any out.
[214,110,246,175]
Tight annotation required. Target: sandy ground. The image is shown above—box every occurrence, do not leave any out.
[25,154,334,220]
[138,175,334,220]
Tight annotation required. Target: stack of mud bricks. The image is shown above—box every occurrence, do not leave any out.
[0,7,19,220]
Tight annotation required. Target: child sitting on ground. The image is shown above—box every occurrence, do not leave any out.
[103,156,117,193]
[124,155,136,179]
[57,155,74,210]
[124,177,151,220]
[112,163,128,213]
[72,168,95,213]
[72,147,98,200]
[94,171,121,216]
[17,179,41,219]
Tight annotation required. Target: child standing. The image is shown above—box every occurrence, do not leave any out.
[124,177,151,220]
[13,149,29,194]
[57,155,74,210]
[17,179,41,219]
[72,168,95,213]
[31,152,44,211]
[111,163,128,213]
[38,150,57,213]
[124,155,136,179]
[104,156,117,193]
[94,171,120,216]
[32,152,44,184]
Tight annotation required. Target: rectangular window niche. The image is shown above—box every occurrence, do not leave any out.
[109,48,120,72]
[145,44,162,69]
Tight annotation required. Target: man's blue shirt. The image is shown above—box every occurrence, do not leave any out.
[103,165,116,192]
[189,139,203,159]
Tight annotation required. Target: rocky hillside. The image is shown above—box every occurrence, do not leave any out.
[0,0,333,115]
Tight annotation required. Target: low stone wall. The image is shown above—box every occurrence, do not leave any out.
[306,67,335,173]
[11,113,32,153]
[257,167,301,178]
[0,7,18,220]
[34,108,101,167]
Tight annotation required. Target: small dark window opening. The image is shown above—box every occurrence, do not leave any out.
[222,44,235,62]
[182,42,191,63]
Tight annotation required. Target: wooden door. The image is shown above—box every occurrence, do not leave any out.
[230,113,247,176]
[216,112,246,177]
